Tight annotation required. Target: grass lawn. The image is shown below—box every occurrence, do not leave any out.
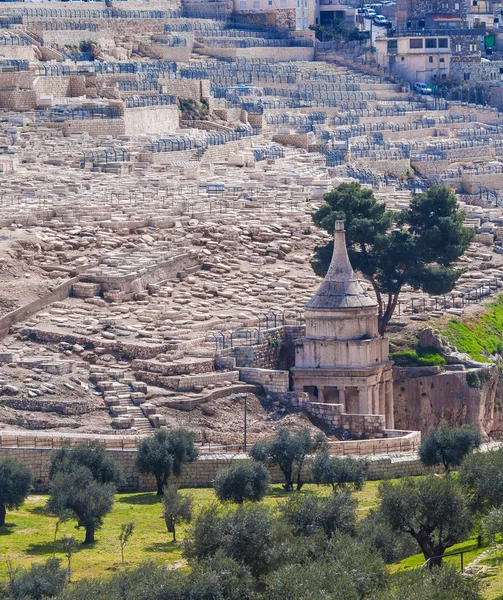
[472,547,503,600]
[390,536,489,573]
[0,482,382,582]
[3,479,496,593]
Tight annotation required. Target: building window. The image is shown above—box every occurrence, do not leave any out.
[439,57,445,62]
[438,38,448,48]
[240,0,246,8]
[387,40,398,50]
[410,39,424,49]
[253,0,260,7]
[473,0,478,5]
[455,44,461,52]
[429,56,434,63]
[281,0,287,6]
[464,72,471,80]
[401,56,405,60]
[425,38,437,48]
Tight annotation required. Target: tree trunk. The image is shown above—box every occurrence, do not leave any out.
[156,477,164,496]
[84,525,95,544]
[166,515,174,533]
[0,504,6,527]
[378,292,400,336]
[281,467,294,492]
[296,464,304,491]
[172,522,176,543]
[413,532,444,568]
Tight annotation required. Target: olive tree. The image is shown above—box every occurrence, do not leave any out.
[214,462,270,504]
[48,466,115,544]
[8,558,68,600]
[0,458,32,526]
[250,428,324,492]
[280,489,357,538]
[312,449,367,491]
[419,423,481,473]
[49,441,122,486]
[379,475,471,567]
[162,486,192,542]
[136,429,198,495]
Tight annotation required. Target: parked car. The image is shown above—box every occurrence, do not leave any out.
[413,82,433,95]
[364,9,376,18]
[373,15,389,25]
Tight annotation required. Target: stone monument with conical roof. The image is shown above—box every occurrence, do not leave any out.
[292,220,394,428]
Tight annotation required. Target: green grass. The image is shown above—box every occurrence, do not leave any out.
[391,535,489,573]
[390,346,447,367]
[3,481,496,594]
[0,482,382,582]
[443,295,503,362]
[477,547,503,600]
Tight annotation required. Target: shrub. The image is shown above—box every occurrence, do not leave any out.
[0,458,32,526]
[214,462,270,504]
[280,489,357,538]
[9,558,67,600]
[312,449,367,490]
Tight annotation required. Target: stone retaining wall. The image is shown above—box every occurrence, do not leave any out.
[0,442,431,492]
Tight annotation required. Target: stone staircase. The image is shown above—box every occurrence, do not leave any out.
[90,368,154,433]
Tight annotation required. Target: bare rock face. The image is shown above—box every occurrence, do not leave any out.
[393,365,498,435]
[417,327,445,353]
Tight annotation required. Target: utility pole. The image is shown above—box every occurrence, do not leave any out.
[242,393,248,452]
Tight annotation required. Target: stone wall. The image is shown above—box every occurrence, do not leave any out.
[195,46,314,62]
[225,325,303,371]
[0,431,426,491]
[0,90,38,111]
[299,400,386,438]
[0,45,36,61]
[238,367,289,393]
[393,365,499,435]
[62,118,126,138]
[123,105,179,136]
[272,132,310,150]
[0,276,79,339]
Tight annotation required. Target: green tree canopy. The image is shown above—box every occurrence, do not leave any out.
[280,489,357,538]
[136,429,198,495]
[9,558,68,600]
[312,183,473,334]
[183,503,274,577]
[379,475,471,567]
[214,462,270,504]
[47,466,115,544]
[419,422,481,472]
[49,442,122,486]
[460,446,503,513]
[162,486,192,542]
[250,428,324,492]
[0,458,32,527]
[312,449,367,491]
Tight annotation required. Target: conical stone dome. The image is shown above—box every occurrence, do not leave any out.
[306,221,377,311]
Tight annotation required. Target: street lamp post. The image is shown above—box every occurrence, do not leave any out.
[242,393,248,452]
